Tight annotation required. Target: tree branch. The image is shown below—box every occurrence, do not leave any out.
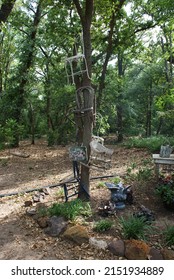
[73,0,84,21]
[134,22,158,34]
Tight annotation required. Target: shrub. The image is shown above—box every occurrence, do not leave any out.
[123,136,174,153]
[48,199,92,221]
[155,183,174,208]
[136,167,153,181]
[93,219,113,232]
[119,215,154,240]
[163,225,174,246]
[126,165,153,182]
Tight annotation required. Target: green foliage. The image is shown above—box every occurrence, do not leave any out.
[0,125,5,150]
[110,176,122,184]
[119,215,154,240]
[0,119,24,148]
[155,183,174,206]
[163,225,174,246]
[55,187,64,198]
[93,219,113,232]
[136,167,153,181]
[0,0,174,145]
[123,136,174,153]
[93,113,110,136]
[96,182,105,189]
[38,207,48,217]
[47,130,57,146]
[126,161,153,182]
[4,119,24,146]
[48,199,92,221]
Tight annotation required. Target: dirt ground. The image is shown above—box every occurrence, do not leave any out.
[0,139,174,260]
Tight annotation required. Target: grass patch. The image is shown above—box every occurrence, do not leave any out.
[96,182,106,189]
[163,225,174,246]
[93,219,113,232]
[48,199,92,221]
[55,187,64,198]
[119,215,154,240]
[110,176,122,184]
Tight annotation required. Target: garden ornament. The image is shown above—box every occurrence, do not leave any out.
[160,145,173,158]
[133,205,155,223]
[105,182,132,209]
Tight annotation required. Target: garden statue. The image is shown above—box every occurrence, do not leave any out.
[105,182,132,209]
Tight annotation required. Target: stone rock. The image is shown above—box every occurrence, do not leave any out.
[32,194,41,203]
[37,216,48,228]
[26,208,37,216]
[33,192,45,203]
[161,248,174,260]
[148,247,164,260]
[108,239,125,257]
[44,216,68,237]
[24,200,33,207]
[89,237,108,250]
[36,202,47,210]
[125,239,150,260]
[42,187,51,195]
[62,225,89,245]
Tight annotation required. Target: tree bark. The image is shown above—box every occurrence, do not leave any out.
[0,0,16,94]
[116,52,124,142]
[145,81,153,137]
[0,0,16,25]
[73,0,94,199]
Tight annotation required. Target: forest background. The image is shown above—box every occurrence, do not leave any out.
[0,0,174,148]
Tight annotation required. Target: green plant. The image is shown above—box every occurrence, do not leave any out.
[93,219,113,232]
[136,167,153,181]
[4,119,24,147]
[56,188,65,198]
[96,182,106,189]
[119,215,154,240]
[155,183,174,206]
[126,163,153,182]
[123,136,174,153]
[163,225,174,246]
[110,176,122,184]
[48,199,92,221]
[38,207,48,217]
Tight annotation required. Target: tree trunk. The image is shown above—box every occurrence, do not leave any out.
[12,0,42,146]
[0,0,16,25]
[28,103,35,145]
[116,52,124,142]
[145,82,153,137]
[97,0,126,109]
[73,0,93,199]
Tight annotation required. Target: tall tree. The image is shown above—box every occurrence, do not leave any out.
[9,0,43,146]
[72,0,94,199]
[96,0,126,109]
[0,0,16,95]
